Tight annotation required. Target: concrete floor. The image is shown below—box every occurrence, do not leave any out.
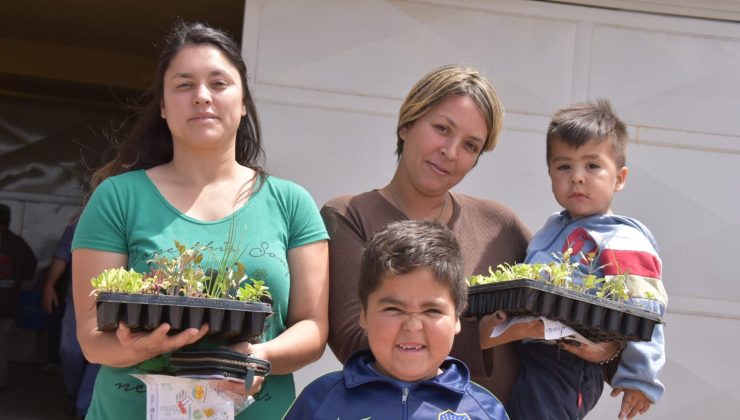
[0,361,69,420]
[0,326,71,420]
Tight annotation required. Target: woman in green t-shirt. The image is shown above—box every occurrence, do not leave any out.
[72,21,329,419]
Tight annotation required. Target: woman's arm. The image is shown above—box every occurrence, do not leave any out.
[321,206,370,363]
[481,310,622,362]
[232,240,329,374]
[72,248,208,367]
[42,257,67,313]
[479,310,544,348]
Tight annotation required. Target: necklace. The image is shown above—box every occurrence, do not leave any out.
[387,183,449,223]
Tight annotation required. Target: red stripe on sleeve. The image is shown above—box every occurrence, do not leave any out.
[598,249,662,279]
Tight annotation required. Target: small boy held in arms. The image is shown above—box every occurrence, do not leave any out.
[284,220,509,419]
[479,99,667,420]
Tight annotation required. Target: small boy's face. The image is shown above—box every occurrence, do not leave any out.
[360,267,461,382]
[548,137,628,220]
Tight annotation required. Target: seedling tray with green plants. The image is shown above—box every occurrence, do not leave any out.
[466,250,663,343]
[91,240,273,342]
[95,292,272,341]
[466,279,661,342]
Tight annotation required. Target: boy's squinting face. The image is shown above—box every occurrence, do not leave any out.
[360,268,461,382]
[548,137,628,220]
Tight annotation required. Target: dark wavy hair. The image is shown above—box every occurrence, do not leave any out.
[89,21,263,192]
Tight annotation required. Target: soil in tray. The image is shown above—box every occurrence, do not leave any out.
[96,292,272,341]
[467,279,661,343]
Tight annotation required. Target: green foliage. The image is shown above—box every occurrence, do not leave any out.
[146,240,209,297]
[469,247,631,302]
[202,218,250,300]
[236,279,271,303]
[90,267,147,295]
[90,223,271,303]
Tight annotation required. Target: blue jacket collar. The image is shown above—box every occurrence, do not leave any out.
[343,350,468,395]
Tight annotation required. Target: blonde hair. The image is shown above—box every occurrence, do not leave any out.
[396,64,504,156]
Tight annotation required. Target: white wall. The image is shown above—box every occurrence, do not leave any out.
[242,1,740,418]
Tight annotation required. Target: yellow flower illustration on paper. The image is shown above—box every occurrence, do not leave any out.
[192,385,206,401]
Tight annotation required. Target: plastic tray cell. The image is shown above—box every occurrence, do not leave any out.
[95,292,272,342]
[206,309,225,336]
[143,304,163,330]
[466,279,662,343]
[165,305,185,330]
[96,301,119,331]
[556,297,573,320]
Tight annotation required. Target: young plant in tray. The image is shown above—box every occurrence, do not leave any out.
[90,239,271,303]
[469,247,631,303]
[90,214,275,341]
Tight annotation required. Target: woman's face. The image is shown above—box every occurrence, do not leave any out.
[160,44,246,153]
[397,94,488,196]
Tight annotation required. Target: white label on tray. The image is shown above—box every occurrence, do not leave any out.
[492,316,596,347]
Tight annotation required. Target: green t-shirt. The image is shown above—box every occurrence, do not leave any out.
[73,169,328,419]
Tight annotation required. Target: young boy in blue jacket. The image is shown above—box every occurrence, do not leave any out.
[284,220,509,419]
[479,99,667,420]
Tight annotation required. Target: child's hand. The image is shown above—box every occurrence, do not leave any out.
[479,310,544,349]
[611,387,652,419]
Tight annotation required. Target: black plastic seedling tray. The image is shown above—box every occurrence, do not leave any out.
[96,293,272,342]
[466,279,662,342]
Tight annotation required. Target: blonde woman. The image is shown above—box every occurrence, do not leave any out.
[322,65,529,402]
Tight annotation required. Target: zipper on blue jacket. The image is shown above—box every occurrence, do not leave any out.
[402,387,409,419]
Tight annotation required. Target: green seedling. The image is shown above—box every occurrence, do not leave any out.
[469,247,633,303]
[89,219,271,303]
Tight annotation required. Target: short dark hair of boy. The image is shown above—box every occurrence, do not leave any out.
[358,220,467,317]
[546,98,628,168]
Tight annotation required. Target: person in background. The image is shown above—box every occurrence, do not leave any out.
[0,203,38,390]
[71,21,329,419]
[284,220,509,419]
[42,219,100,418]
[480,99,667,420]
[321,64,530,403]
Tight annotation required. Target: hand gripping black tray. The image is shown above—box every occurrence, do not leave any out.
[96,293,272,342]
[466,279,662,343]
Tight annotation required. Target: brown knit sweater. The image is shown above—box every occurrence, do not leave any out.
[321,190,531,403]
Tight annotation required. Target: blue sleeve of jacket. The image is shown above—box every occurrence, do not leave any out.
[611,322,665,403]
[467,382,511,420]
[283,387,320,419]
[282,372,342,419]
[282,394,314,420]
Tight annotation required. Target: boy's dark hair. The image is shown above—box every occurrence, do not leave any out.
[546,98,628,168]
[358,220,467,317]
